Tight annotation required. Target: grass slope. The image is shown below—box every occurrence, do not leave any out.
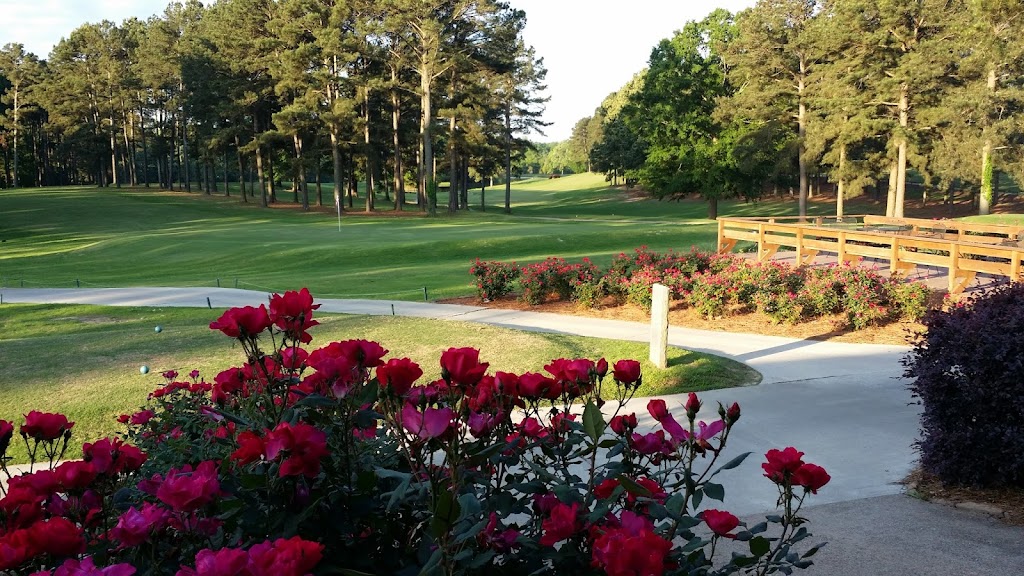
[0,174,832,300]
[0,303,759,465]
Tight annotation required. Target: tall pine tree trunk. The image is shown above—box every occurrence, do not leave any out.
[223,150,230,197]
[138,103,150,187]
[364,89,374,213]
[886,158,897,217]
[797,60,808,219]
[979,68,997,215]
[420,56,435,216]
[330,125,343,216]
[11,88,18,188]
[294,133,308,211]
[836,145,847,219]
[392,84,404,212]
[504,103,512,214]
[235,135,246,197]
[894,86,909,218]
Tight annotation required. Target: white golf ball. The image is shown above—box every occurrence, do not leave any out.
[140,365,150,375]
[154,326,163,333]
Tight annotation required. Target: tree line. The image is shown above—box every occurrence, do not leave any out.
[0,0,549,215]
[563,0,1024,219]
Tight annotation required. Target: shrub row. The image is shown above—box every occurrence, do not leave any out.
[470,247,931,329]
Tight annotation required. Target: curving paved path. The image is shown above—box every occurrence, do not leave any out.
[2,287,1021,575]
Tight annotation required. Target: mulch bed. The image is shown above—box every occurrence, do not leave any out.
[904,469,1024,526]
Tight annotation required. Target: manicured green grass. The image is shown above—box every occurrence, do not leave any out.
[963,214,1024,226]
[0,303,759,465]
[0,174,839,300]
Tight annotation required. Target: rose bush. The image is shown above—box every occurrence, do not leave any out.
[470,247,932,329]
[0,289,829,575]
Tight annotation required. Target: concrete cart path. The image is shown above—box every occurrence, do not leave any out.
[3,287,1021,575]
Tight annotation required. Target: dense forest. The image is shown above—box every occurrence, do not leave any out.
[0,0,548,214]
[558,0,1024,218]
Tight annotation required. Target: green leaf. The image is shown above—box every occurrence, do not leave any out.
[802,543,826,558]
[456,493,481,522]
[583,400,606,442]
[294,394,336,408]
[385,476,411,512]
[207,408,253,428]
[749,536,770,557]
[617,475,652,497]
[710,451,752,477]
[431,491,461,540]
[703,482,725,502]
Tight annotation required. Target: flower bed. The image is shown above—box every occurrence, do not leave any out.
[1,289,828,575]
[470,247,932,329]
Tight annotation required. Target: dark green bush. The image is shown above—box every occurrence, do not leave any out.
[904,283,1024,488]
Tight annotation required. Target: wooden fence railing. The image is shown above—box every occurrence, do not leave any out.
[716,215,1024,293]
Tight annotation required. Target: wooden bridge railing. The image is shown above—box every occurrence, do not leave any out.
[716,215,1024,294]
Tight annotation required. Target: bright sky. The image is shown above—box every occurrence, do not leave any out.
[0,0,755,141]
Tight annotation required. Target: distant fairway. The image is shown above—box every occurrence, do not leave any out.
[0,174,822,299]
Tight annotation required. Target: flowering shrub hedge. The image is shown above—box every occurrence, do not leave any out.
[470,259,521,301]
[904,282,1024,488]
[1,289,830,575]
[470,247,932,328]
[519,257,598,305]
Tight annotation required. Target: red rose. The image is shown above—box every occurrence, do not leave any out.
[792,463,831,493]
[544,358,594,385]
[517,372,557,399]
[131,409,157,427]
[54,461,98,492]
[539,502,580,546]
[612,359,642,385]
[376,358,423,396]
[493,371,520,397]
[189,546,250,576]
[595,358,609,378]
[269,289,320,343]
[762,447,805,485]
[518,417,548,439]
[609,413,638,435]
[702,509,740,538]
[594,479,620,500]
[629,431,673,457]
[52,557,136,576]
[28,517,85,557]
[114,444,148,474]
[248,536,324,576]
[626,477,667,505]
[209,305,272,339]
[684,392,702,418]
[7,475,58,516]
[591,511,672,576]
[0,528,35,570]
[264,422,329,478]
[0,420,13,455]
[108,503,170,548]
[156,461,220,512]
[726,402,741,424]
[21,411,74,442]
[647,399,669,421]
[279,347,309,370]
[231,431,266,466]
[400,403,456,441]
[440,347,489,386]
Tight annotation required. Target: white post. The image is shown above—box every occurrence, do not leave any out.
[335,190,342,231]
[650,283,669,369]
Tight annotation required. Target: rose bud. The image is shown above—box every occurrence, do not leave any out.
[684,393,701,421]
